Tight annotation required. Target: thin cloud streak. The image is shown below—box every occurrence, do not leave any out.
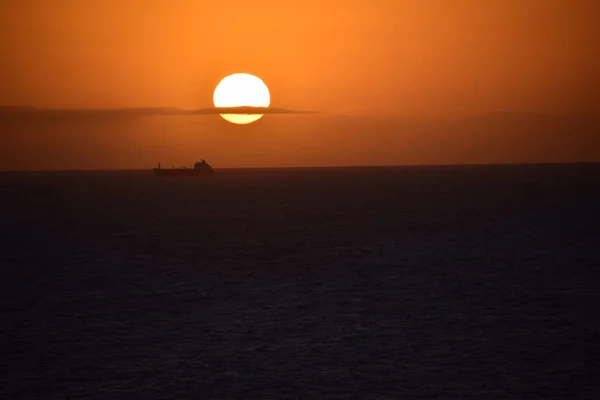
[0,106,317,121]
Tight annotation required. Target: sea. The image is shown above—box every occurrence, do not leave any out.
[1,163,599,399]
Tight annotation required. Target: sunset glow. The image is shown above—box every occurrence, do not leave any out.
[1,1,599,170]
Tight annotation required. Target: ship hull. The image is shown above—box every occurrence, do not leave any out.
[153,168,213,177]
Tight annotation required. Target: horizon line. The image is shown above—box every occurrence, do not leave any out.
[1,160,599,173]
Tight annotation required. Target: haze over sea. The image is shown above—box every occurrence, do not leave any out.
[1,163,599,399]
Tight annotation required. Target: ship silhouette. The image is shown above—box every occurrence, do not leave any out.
[153,160,214,177]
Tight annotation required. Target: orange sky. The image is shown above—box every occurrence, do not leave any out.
[1,0,599,170]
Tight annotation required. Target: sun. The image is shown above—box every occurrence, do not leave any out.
[213,73,270,124]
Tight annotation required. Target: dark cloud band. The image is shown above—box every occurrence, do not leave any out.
[0,106,316,121]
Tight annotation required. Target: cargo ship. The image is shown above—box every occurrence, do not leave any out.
[153,160,214,177]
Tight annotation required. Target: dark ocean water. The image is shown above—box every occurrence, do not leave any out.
[1,164,599,399]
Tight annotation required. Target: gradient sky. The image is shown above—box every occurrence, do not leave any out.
[1,0,599,170]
